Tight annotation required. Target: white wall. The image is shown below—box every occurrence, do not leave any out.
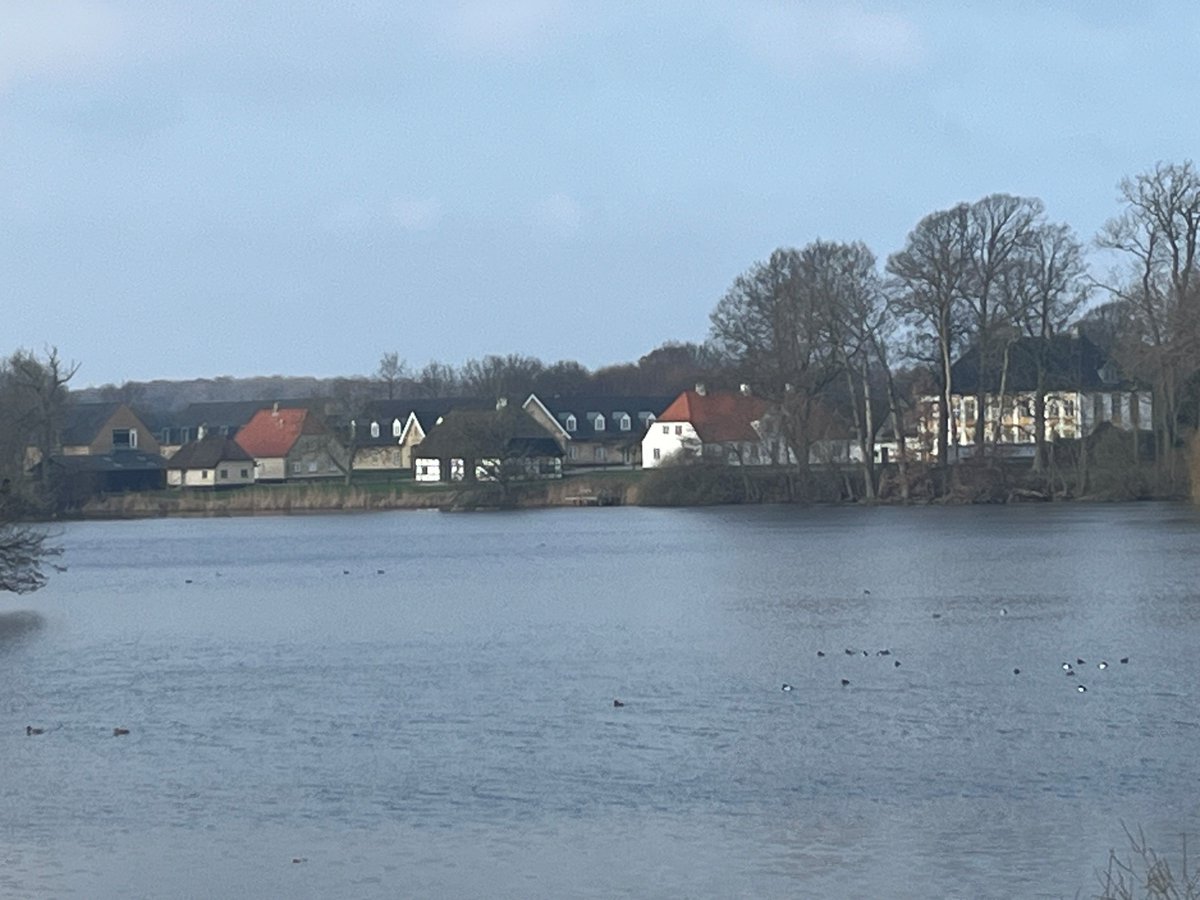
[641,421,700,469]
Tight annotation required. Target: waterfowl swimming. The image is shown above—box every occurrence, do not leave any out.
[1013,668,1021,675]
[113,727,130,736]
[781,683,793,692]
[26,726,43,736]
[1077,685,1088,693]
[1098,661,1108,670]
[1076,658,1086,666]
[840,679,850,687]
[1065,668,1076,677]
[816,651,825,658]
[1120,657,1129,664]
[877,649,891,656]
[893,660,901,668]
[612,699,625,708]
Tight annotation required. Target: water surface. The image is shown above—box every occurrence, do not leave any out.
[2,503,1199,898]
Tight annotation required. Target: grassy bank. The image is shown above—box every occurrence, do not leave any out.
[74,471,650,518]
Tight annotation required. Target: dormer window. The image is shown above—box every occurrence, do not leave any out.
[593,414,605,432]
[565,414,577,432]
[619,414,631,431]
[393,418,403,438]
[370,421,380,438]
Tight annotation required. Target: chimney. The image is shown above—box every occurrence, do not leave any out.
[695,383,707,397]
[739,383,751,396]
[272,402,279,415]
[495,397,508,410]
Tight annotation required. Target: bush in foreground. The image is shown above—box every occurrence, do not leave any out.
[1094,825,1200,899]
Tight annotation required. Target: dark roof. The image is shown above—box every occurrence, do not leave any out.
[148,399,326,434]
[356,397,488,447]
[526,394,675,442]
[415,407,563,460]
[951,335,1133,394]
[49,450,166,474]
[60,402,125,446]
[168,435,255,469]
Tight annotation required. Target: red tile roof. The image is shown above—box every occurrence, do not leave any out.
[656,389,769,443]
[234,407,324,458]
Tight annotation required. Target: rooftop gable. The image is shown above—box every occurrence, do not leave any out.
[168,434,255,469]
[234,407,325,458]
[656,389,769,443]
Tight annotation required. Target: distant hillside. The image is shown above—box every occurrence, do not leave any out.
[73,376,364,417]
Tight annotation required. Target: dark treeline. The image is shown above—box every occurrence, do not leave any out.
[73,342,724,415]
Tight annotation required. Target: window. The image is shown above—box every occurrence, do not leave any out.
[568,446,578,459]
[201,470,209,480]
[662,425,669,434]
[565,415,577,432]
[240,469,249,478]
[594,447,606,461]
[393,419,402,438]
[370,421,380,438]
[619,415,631,431]
[1063,399,1076,418]
[308,461,318,473]
[291,461,302,474]
[594,415,605,432]
[111,428,137,449]
[675,425,683,436]
[653,448,661,460]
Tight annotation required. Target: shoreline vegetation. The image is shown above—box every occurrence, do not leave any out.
[64,452,1190,521]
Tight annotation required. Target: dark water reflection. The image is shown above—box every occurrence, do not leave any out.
[2,503,1199,898]
[0,610,44,647]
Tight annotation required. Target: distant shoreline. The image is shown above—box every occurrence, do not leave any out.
[59,463,1183,520]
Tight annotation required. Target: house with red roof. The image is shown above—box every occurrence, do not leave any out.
[641,385,789,468]
[641,385,862,469]
[234,404,348,481]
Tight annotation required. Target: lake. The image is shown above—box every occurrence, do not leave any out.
[2,503,1199,898]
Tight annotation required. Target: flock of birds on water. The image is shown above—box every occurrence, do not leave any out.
[611,598,1133,709]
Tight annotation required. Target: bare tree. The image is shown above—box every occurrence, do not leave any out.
[1096,159,1200,483]
[963,194,1046,453]
[800,241,888,499]
[0,523,59,594]
[887,204,973,465]
[709,247,842,470]
[460,354,545,399]
[1006,221,1089,470]
[414,361,462,398]
[376,352,409,400]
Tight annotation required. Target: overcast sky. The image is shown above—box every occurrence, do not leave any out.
[2,1,1197,388]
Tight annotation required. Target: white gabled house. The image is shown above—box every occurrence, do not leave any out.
[642,385,787,468]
